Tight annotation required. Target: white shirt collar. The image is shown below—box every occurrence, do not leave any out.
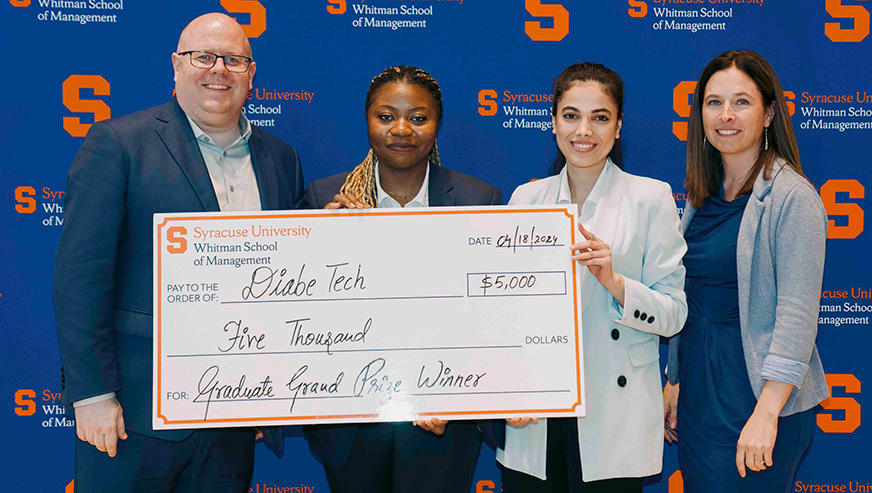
[556,157,617,207]
[186,113,252,148]
[375,162,430,208]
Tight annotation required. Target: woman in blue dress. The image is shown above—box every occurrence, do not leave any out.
[663,50,829,492]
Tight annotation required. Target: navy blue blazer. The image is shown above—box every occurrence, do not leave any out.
[296,163,502,468]
[53,98,303,443]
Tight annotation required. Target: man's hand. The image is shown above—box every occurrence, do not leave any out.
[75,398,128,457]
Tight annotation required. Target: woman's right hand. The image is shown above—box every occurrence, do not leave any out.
[506,417,539,427]
[663,382,679,443]
[325,192,370,209]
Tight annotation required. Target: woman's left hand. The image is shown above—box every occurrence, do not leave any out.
[414,418,447,436]
[570,223,625,306]
[735,408,778,477]
[735,380,793,477]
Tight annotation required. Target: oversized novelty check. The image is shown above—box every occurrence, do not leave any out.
[153,205,584,430]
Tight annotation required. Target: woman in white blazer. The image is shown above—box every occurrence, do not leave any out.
[496,63,687,492]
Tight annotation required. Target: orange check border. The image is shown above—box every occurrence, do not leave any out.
[154,207,580,426]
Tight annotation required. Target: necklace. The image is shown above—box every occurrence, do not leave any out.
[384,188,416,202]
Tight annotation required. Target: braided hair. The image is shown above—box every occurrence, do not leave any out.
[340,65,443,207]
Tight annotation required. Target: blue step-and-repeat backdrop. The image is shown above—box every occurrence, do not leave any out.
[1,0,870,491]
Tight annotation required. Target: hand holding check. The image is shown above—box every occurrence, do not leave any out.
[570,223,625,307]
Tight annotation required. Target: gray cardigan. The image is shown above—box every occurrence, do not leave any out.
[667,159,829,416]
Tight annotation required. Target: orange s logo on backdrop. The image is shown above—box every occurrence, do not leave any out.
[628,0,647,18]
[326,0,346,15]
[221,0,266,37]
[62,75,110,138]
[476,480,498,492]
[669,470,684,493]
[818,374,862,433]
[525,0,568,41]
[825,0,870,42]
[14,389,37,416]
[821,180,865,239]
[14,186,37,214]
[478,90,498,116]
[671,81,697,142]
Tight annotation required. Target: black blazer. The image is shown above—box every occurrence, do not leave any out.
[54,98,303,442]
[296,163,502,468]
[303,163,503,209]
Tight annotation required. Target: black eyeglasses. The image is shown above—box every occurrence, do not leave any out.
[177,51,252,73]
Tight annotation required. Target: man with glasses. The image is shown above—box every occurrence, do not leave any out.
[54,13,303,491]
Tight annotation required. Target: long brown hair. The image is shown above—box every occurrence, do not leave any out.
[685,50,806,208]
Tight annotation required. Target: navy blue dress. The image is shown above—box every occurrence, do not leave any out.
[677,192,815,492]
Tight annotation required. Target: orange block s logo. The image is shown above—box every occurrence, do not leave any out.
[327,0,346,14]
[63,75,111,138]
[14,186,36,214]
[167,226,188,254]
[14,389,36,416]
[818,373,861,433]
[478,90,498,116]
[10,0,31,6]
[525,0,569,42]
[783,90,796,116]
[825,0,870,42]
[668,469,684,492]
[628,0,647,18]
[221,0,267,38]
[475,480,497,493]
[672,81,697,141]
[821,179,864,239]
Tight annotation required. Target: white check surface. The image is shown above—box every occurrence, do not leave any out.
[153,205,584,429]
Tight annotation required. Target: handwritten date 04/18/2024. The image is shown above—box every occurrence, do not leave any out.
[496,226,559,252]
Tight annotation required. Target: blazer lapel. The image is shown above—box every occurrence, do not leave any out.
[737,196,763,334]
[249,128,281,211]
[428,164,456,207]
[579,164,623,312]
[155,100,220,212]
[736,160,782,330]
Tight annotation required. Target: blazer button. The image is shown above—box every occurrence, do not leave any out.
[640,312,648,321]
[648,316,655,324]
[611,328,620,340]
[634,309,640,319]
[617,375,627,387]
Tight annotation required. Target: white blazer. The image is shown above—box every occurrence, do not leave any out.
[497,160,688,482]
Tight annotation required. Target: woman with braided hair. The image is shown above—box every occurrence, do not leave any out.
[302,65,502,493]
